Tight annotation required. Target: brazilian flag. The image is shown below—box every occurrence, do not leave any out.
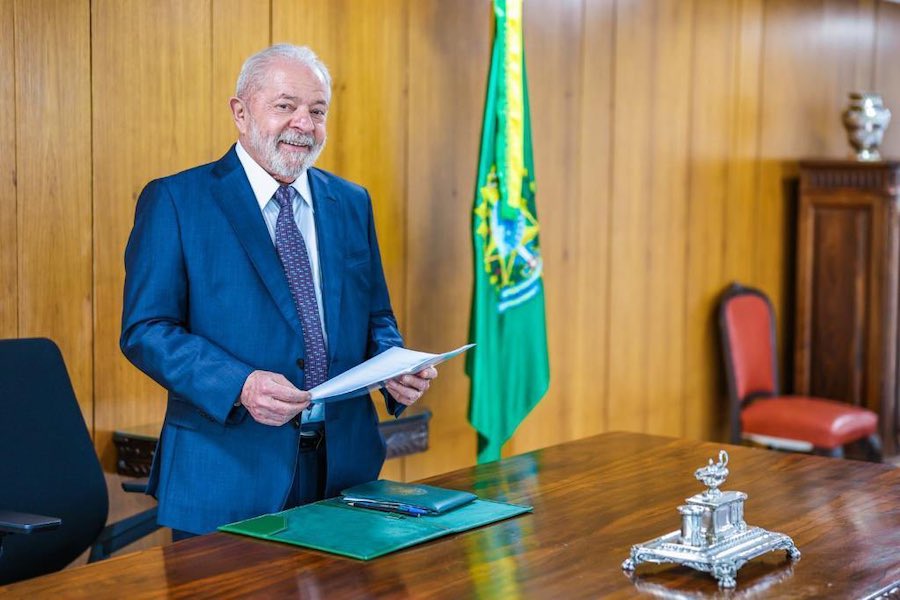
[467,0,549,463]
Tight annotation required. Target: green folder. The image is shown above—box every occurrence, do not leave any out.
[219,497,532,560]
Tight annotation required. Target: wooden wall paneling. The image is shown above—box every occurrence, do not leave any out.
[403,0,488,481]
[273,0,409,480]
[755,0,816,333]
[92,0,214,468]
[606,0,654,434]
[756,0,878,380]
[683,0,739,441]
[272,0,408,327]
[844,0,877,94]
[211,0,271,154]
[0,0,16,338]
[565,0,615,442]
[607,0,694,435]
[15,0,93,423]
[722,0,763,306]
[507,0,586,456]
[808,0,877,127]
[643,0,693,437]
[719,0,764,441]
[874,1,900,158]
[9,0,899,496]
[757,1,874,160]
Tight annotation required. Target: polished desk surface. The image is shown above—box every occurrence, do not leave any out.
[2,432,898,599]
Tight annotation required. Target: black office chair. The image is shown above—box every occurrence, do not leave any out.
[0,338,160,585]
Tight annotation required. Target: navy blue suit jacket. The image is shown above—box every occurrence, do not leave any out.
[121,146,403,534]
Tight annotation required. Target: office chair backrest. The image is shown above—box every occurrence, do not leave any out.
[0,338,109,584]
[719,284,780,401]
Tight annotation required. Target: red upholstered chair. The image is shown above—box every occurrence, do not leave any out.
[718,283,881,460]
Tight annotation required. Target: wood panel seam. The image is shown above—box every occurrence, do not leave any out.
[751,0,767,285]
[680,0,701,440]
[602,0,618,433]
[12,0,19,340]
[89,0,96,442]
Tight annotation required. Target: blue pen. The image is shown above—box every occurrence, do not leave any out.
[392,504,430,517]
[345,499,428,517]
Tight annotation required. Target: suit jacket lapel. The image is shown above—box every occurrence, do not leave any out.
[309,168,344,363]
[211,147,304,338]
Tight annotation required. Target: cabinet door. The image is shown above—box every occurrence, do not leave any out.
[794,191,885,408]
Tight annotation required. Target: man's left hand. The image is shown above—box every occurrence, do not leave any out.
[385,366,438,406]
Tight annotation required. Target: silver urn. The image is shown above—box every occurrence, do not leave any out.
[842,92,891,161]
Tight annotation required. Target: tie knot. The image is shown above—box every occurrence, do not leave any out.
[274,185,295,209]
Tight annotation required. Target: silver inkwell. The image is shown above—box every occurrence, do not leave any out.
[622,450,801,588]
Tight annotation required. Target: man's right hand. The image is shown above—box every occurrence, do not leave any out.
[240,370,311,426]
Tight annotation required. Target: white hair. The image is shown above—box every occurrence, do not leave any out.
[235,44,332,100]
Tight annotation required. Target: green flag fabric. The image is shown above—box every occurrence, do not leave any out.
[467,0,549,464]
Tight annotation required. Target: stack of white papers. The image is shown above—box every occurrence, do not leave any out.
[309,343,475,404]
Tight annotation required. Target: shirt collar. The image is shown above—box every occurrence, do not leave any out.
[235,140,312,211]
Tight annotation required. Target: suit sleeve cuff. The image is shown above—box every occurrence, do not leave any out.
[381,387,405,417]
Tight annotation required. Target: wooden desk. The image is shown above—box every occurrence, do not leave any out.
[3,432,898,598]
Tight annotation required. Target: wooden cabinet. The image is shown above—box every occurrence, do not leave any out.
[795,160,900,457]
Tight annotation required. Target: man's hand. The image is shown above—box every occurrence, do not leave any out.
[240,370,310,426]
[385,366,438,407]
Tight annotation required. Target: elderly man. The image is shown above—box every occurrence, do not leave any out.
[121,44,436,539]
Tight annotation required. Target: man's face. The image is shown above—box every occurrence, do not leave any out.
[231,58,329,183]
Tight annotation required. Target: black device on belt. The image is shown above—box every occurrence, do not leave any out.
[299,425,324,450]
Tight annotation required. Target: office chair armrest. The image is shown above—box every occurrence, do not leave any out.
[0,509,61,535]
[86,480,157,562]
[121,479,148,494]
[88,507,159,562]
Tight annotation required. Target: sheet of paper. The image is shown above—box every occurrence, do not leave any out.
[309,343,475,404]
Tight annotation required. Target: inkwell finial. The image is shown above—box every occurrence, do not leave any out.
[694,450,729,497]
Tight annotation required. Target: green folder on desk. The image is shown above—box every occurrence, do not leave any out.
[219,491,531,560]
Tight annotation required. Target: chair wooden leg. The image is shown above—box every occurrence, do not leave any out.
[862,434,883,463]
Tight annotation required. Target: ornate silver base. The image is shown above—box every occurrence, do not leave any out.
[621,526,801,589]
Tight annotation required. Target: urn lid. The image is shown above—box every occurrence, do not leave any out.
[684,450,748,507]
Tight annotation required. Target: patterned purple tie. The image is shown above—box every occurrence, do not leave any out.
[274,185,328,388]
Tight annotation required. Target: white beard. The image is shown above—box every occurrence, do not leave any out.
[246,117,326,180]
